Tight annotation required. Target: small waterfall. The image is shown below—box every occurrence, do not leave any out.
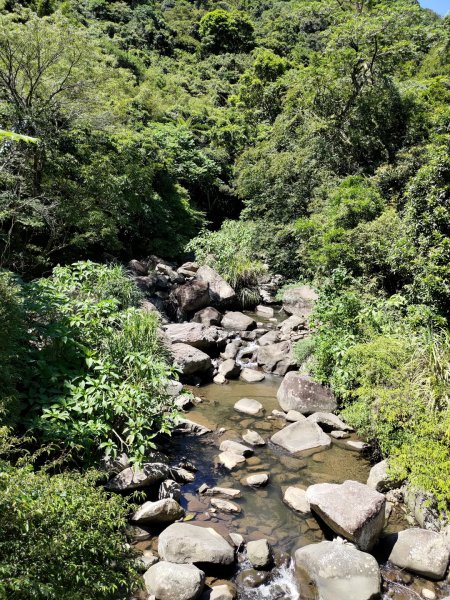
[236,341,259,368]
[238,559,301,600]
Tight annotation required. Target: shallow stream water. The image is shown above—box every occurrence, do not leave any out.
[153,373,450,599]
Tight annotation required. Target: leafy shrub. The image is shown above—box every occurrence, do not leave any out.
[0,446,139,599]
[187,220,266,307]
[293,337,315,366]
[22,261,177,465]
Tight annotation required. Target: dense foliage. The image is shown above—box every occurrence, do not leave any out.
[0,438,139,600]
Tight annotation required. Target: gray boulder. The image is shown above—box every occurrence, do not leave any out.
[258,330,280,346]
[171,280,210,313]
[307,412,353,432]
[210,498,241,514]
[306,480,386,551]
[282,285,318,318]
[131,498,184,524]
[218,451,246,471]
[247,539,272,570]
[385,528,450,580]
[177,261,199,277]
[144,561,205,600]
[277,372,337,414]
[222,311,256,331]
[257,341,296,376]
[242,473,269,487]
[219,439,253,457]
[158,523,235,566]
[171,343,212,376]
[221,340,241,360]
[193,306,223,326]
[196,266,237,307]
[279,315,305,336]
[218,359,241,380]
[270,420,331,454]
[239,368,265,383]
[295,539,381,600]
[176,418,212,436]
[234,397,263,416]
[165,323,226,353]
[255,305,274,318]
[105,463,171,492]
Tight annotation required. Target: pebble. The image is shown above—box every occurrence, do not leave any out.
[422,589,436,600]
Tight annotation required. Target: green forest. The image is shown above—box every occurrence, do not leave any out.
[0,0,450,597]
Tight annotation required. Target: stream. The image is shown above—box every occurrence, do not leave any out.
[149,372,449,600]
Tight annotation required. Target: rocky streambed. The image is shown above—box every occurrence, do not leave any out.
[108,258,450,600]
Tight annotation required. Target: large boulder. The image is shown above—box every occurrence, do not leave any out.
[144,561,205,600]
[258,330,280,346]
[277,372,336,414]
[131,498,184,524]
[165,323,226,353]
[196,266,237,307]
[295,539,381,600]
[384,528,450,580]
[282,285,318,318]
[279,315,306,336]
[171,280,210,313]
[306,480,385,551]
[193,306,223,326]
[257,341,296,376]
[222,311,256,331]
[158,523,235,566]
[270,420,331,454]
[105,463,172,492]
[171,343,212,376]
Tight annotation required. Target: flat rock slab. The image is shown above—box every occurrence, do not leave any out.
[234,398,263,416]
[144,561,205,600]
[295,540,381,600]
[158,523,235,566]
[222,311,256,331]
[210,498,241,513]
[307,412,353,432]
[306,480,386,551]
[270,420,331,454]
[203,486,241,499]
[132,498,184,524]
[218,451,246,470]
[219,439,253,457]
[385,528,450,580]
[283,487,310,514]
[277,372,336,414]
[240,368,265,383]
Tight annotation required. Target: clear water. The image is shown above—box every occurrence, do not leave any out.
[160,376,450,599]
